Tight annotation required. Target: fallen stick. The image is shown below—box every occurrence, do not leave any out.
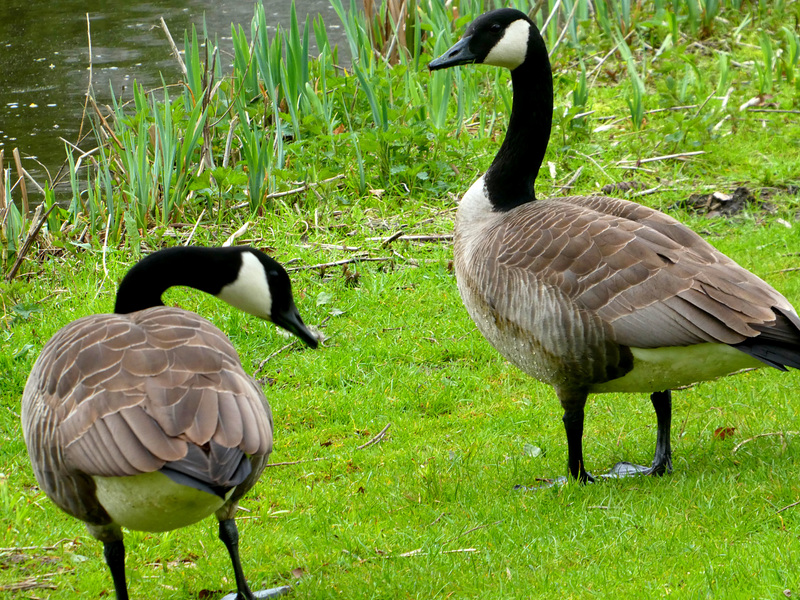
[731,431,799,454]
[253,340,297,377]
[12,148,29,214]
[442,520,503,545]
[223,221,250,247]
[0,540,70,553]
[160,17,187,79]
[356,423,392,450]
[776,500,800,514]
[232,174,347,209]
[365,234,453,244]
[380,230,405,248]
[5,203,56,281]
[747,108,800,114]
[555,165,583,194]
[265,456,331,468]
[287,256,392,272]
[618,151,706,165]
[0,149,5,210]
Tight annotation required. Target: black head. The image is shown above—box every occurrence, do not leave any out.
[429,9,534,71]
[216,247,319,349]
[115,246,318,349]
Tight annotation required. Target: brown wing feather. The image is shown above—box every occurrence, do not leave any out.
[21,306,272,523]
[476,196,793,350]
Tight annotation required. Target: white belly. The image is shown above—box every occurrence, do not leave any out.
[93,471,233,532]
[591,343,763,393]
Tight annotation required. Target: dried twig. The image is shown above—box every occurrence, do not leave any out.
[160,17,187,79]
[89,97,125,151]
[395,547,478,558]
[73,13,94,161]
[731,431,799,454]
[93,213,113,300]
[555,166,583,194]
[356,423,392,450]
[618,151,706,165]
[253,340,297,377]
[183,208,206,246]
[0,148,5,211]
[266,174,346,200]
[223,221,251,247]
[548,0,581,58]
[287,256,392,272]
[0,578,58,592]
[776,499,800,514]
[265,456,331,468]
[631,185,664,197]
[12,148,29,214]
[442,520,503,545]
[540,0,563,32]
[380,230,405,248]
[747,108,800,114]
[5,203,56,281]
[0,540,70,553]
[232,174,347,210]
[366,234,453,244]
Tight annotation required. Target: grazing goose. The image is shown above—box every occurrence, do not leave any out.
[21,246,318,599]
[429,9,800,484]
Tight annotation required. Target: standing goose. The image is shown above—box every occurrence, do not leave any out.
[429,9,800,484]
[22,246,318,599]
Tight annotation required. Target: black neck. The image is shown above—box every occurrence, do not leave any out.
[484,33,553,210]
[114,246,243,314]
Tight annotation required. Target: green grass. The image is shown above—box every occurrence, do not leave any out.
[2,0,800,598]
[2,206,799,599]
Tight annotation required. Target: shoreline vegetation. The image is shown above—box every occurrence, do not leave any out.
[2,1,800,598]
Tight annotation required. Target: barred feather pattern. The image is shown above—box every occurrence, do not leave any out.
[21,307,273,526]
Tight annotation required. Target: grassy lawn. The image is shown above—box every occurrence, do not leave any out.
[2,1,800,598]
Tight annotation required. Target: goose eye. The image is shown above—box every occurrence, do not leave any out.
[490,23,502,33]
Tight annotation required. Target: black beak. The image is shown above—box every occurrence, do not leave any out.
[273,305,319,349]
[428,36,477,70]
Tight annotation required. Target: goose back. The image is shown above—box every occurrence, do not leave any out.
[22,306,272,529]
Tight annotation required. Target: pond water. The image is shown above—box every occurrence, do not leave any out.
[0,0,344,188]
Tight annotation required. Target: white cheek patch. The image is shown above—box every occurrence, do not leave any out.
[217,251,273,320]
[484,19,530,69]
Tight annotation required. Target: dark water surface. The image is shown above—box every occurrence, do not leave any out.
[0,0,342,186]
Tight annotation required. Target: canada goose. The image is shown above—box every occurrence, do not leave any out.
[21,246,318,599]
[429,9,800,484]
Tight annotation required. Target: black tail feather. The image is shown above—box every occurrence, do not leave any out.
[734,307,800,371]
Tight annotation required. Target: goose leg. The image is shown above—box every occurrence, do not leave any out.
[218,518,292,600]
[649,389,673,475]
[607,389,673,477]
[103,539,129,600]
[563,406,595,483]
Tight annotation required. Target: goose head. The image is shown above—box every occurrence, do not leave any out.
[114,246,319,349]
[429,8,534,71]
[217,248,319,349]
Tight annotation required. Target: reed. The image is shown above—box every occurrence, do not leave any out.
[4,0,800,274]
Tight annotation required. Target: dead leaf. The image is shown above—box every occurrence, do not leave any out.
[333,124,347,135]
[343,264,360,287]
[714,427,736,440]
[291,567,306,579]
